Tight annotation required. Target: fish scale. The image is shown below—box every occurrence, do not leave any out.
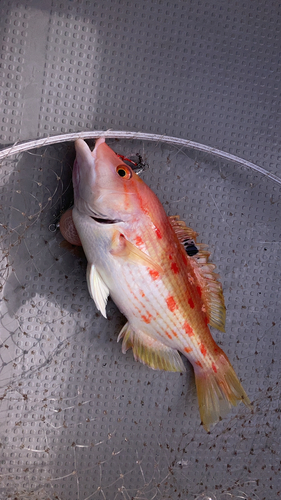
[110,257,178,342]
[63,137,252,431]
[109,224,195,349]
[131,226,206,345]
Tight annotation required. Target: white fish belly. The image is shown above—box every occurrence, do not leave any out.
[103,258,193,352]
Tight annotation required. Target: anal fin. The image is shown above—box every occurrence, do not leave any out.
[118,322,186,372]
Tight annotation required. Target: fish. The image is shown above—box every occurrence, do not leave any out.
[60,137,252,431]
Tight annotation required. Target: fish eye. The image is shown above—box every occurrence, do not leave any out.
[116,165,132,180]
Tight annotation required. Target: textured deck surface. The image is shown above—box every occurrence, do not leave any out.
[0,1,280,499]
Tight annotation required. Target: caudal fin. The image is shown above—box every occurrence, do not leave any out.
[194,354,252,432]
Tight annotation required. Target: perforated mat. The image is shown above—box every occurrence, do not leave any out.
[0,1,280,500]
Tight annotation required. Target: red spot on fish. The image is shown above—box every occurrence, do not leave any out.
[200,344,207,357]
[136,191,149,215]
[212,363,217,373]
[135,235,144,246]
[171,330,178,338]
[122,181,130,211]
[204,316,209,326]
[188,297,195,309]
[183,321,194,337]
[166,331,173,340]
[197,286,202,298]
[139,289,145,298]
[141,312,152,324]
[166,296,178,312]
[155,227,162,239]
[149,269,160,280]
[195,360,203,368]
[169,254,172,260]
[171,262,179,274]
[184,346,193,353]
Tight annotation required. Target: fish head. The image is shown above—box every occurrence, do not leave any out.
[73,137,150,222]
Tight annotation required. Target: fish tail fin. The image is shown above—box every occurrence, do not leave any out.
[194,353,252,432]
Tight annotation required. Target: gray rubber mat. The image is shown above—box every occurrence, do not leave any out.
[0,1,280,500]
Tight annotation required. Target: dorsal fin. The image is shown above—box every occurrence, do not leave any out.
[169,215,199,256]
[169,215,226,332]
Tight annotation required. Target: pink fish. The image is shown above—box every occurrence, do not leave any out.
[60,138,251,431]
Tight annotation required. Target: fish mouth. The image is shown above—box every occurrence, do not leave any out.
[90,215,122,224]
[86,203,122,224]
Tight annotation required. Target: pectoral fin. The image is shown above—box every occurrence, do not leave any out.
[110,232,162,274]
[118,322,186,372]
[86,263,109,318]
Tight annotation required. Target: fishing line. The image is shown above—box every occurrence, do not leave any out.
[0,130,281,186]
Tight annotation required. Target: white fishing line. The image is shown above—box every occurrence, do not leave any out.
[0,130,281,186]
